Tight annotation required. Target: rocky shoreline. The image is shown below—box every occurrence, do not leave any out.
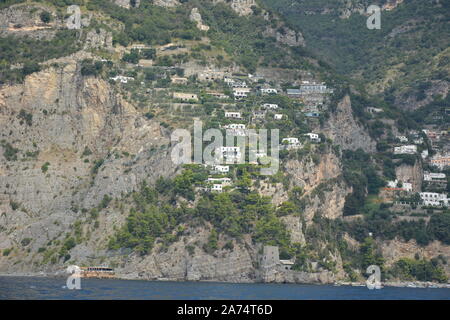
[1,272,449,289]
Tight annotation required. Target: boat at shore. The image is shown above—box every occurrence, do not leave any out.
[80,267,115,279]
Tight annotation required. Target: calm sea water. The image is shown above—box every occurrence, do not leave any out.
[0,276,449,300]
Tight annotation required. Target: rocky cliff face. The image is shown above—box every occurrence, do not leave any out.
[0,3,60,40]
[381,239,450,275]
[263,26,305,47]
[323,95,376,153]
[0,51,178,274]
[285,151,350,223]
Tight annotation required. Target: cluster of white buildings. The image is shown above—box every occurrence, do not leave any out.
[299,81,328,94]
[430,153,450,170]
[419,192,449,207]
[394,145,417,155]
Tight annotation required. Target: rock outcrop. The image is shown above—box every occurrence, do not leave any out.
[285,151,351,223]
[323,95,376,152]
[263,26,305,47]
[213,0,257,16]
[153,0,180,8]
[190,8,209,32]
[113,0,141,9]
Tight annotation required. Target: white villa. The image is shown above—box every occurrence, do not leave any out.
[261,88,278,95]
[225,112,242,119]
[262,103,279,110]
[420,192,449,207]
[387,180,413,192]
[299,81,328,94]
[211,184,223,193]
[208,177,232,186]
[304,133,321,143]
[217,146,242,163]
[282,138,301,150]
[394,145,417,155]
[424,172,447,182]
[173,92,199,102]
[211,165,230,174]
[233,87,251,100]
[274,114,284,120]
[224,124,246,130]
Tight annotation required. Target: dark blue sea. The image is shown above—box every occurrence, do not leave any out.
[0,276,449,300]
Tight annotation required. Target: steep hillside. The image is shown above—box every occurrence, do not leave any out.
[0,0,449,286]
[261,0,450,111]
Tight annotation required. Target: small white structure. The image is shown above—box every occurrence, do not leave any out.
[420,192,449,207]
[282,137,300,145]
[233,87,251,100]
[211,184,223,193]
[304,133,321,143]
[110,75,134,83]
[173,92,199,102]
[224,124,246,130]
[253,110,266,120]
[279,260,295,270]
[367,107,383,114]
[262,103,279,110]
[225,124,247,137]
[282,138,301,150]
[217,146,242,163]
[208,177,232,186]
[387,180,413,192]
[430,153,450,170]
[299,82,328,94]
[261,88,278,95]
[225,112,242,119]
[171,77,188,84]
[274,114,284,120]
[397,136,408,143]
[394,145,417,155]
[424,172,446,182]
[212,165,229,174]
[224,77,235,85]
[230,81,248,88]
